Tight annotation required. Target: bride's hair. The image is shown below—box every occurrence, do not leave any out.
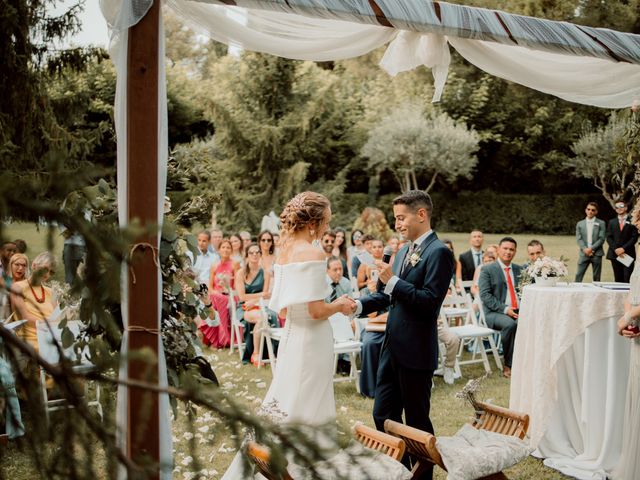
[279,192,330,239]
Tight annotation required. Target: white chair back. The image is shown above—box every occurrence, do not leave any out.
[36,319,83,365]
[329,313,355,343]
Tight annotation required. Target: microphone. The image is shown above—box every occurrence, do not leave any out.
[377,246,394,292]
[382,246,393,265]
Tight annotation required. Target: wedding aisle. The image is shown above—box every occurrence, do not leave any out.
[170,348,570,479]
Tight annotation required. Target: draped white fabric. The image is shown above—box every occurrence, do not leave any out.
[100,1,173,478]
[164,0,640,107]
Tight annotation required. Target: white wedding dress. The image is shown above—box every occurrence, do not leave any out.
[612,253,640,480]
[221,260,411,480]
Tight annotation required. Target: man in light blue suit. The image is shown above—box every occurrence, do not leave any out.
[575,202,606,282]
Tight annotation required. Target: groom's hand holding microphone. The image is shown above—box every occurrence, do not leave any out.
[375,246,395,286]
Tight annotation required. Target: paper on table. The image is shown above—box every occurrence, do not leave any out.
[616,254,634,267]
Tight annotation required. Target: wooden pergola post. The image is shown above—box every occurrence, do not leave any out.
[126,1,161,476]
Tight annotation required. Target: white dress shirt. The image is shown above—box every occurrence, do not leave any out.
[192,249,218,285]
[585,217,595,247]
[497,258,516,313]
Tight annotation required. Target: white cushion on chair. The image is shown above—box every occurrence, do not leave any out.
[436,424,532,480]
[449,324,496,338]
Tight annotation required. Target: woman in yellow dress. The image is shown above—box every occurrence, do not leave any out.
[10,252,58,352]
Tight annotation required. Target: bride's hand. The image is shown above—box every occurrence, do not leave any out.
[333,295,356,315]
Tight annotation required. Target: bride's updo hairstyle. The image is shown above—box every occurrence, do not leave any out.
[279,192,330,241]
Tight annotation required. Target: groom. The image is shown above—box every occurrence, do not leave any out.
[353,190,454,479]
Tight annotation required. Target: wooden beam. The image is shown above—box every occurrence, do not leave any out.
[126,1,161,476]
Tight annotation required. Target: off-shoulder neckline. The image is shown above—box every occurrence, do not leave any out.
[274,260,326,267]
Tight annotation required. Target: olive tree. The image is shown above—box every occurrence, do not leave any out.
[566,112,639,208]
[361,103,480,193]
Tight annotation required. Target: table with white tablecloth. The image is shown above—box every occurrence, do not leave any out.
[510,283,631,480]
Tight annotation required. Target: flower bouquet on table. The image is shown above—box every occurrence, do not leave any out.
[525,256,568,287]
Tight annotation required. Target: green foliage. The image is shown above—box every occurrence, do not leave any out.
[565,112,640,207]
[374,191,615,235]
[362,103,479,193]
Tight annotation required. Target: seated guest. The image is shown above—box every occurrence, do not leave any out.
[208,228,223,257]
[326,256,355,375]
[272,232,281,256]
[13,239,27,255]
[437,315,460,385]
[386,235,400,264]
[239,230,252,252]
[347,229,364,276]
[357,238,384,293]
[442,239,463,293]
[459,230,484,282]
[6,254,29,317]
[0,241,17,287]
[331,227,349,279]
[234,243,277,366]
[200,239,238,348]
[322,230,348,277]
[479,237,521,378]
[257,230,276,278]
[471,250,496,298]
[521,239,545,271]
[351,233,374,279]
[229,234,245,267]
[11,252,58,352]
[188,230,217,287]
[325,256,353,301]
[358,273,387,398]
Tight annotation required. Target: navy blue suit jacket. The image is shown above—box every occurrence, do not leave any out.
[359,232,454,371]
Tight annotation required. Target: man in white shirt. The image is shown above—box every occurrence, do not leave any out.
[575,202,606,282]
[192,231,217,287]
[478,237,522,378]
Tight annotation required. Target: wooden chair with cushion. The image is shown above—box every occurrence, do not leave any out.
[384,401,529,479]
[247,423,407,479]
[352,422,406,461]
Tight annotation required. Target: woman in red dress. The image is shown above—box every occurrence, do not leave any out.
[200,239,239,348]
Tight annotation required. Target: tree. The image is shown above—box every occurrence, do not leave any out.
[361,103,479,193]
[565,113,639,208]
[179,52,356,231]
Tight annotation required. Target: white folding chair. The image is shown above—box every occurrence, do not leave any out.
[228,290,246,361]
[255,298,282,374]
[441,288,471,327]
[445,294,503,375]
[36,314,103,425]
[329,313,362,392]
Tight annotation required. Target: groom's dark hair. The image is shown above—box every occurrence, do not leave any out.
[393,190,433,217]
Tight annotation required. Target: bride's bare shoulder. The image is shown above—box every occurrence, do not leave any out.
[278,243,325,265]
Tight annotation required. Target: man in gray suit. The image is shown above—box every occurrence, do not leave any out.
[575,202,606,282]
[479,237,522,378]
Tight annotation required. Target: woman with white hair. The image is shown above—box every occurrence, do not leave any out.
[11,252,58,351]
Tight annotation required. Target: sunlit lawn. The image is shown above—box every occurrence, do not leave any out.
[0,223,589,479]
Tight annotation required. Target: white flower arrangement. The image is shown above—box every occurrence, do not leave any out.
[526,256,568,279]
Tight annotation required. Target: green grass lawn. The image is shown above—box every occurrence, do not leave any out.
[0,223,586,479]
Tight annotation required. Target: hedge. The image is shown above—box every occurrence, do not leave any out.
[339,191,615,236]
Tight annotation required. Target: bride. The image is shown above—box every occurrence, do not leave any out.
[221,192,355,479]
[613,202,640,480]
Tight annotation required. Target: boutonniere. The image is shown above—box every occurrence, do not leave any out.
[409,249,422,267]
